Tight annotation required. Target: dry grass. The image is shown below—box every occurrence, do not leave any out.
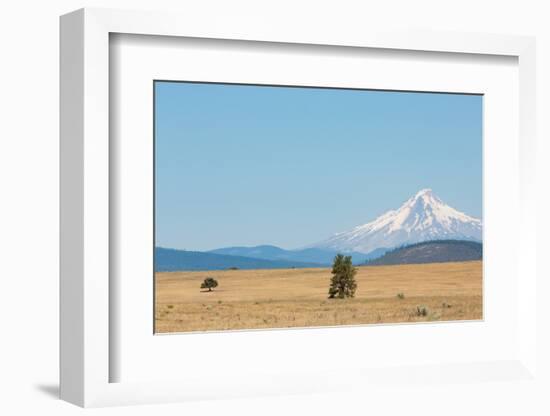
[155,260,482,333]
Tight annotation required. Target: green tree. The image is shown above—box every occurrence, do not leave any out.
[328,254,357,299]
[200,277,218,292]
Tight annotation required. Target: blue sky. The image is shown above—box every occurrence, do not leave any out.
[155,82,482,251]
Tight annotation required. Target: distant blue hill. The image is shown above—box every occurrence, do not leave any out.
[155,247,324,272]
[208,245,385,265]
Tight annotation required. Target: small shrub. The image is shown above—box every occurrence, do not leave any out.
[415,305,430,317]
[397,293,405,300]
[167,304,174,309]
[442,302,452,308]
[201,277,218,292]
[428,313,441,321]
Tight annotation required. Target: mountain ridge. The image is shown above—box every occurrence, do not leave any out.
[365,240,482,266]
[310,189,482,254]
[208,245,384,265]
[155,189,482,271]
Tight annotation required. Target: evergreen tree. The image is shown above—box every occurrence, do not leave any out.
[328,254,357,299]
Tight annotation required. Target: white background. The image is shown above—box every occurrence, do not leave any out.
[1,1,549,415]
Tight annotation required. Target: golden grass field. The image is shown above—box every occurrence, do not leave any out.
[155,260,482,333]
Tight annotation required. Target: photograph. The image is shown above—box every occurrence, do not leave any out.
[154,81,483,333]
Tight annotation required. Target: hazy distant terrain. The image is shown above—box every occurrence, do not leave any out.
[209,245,380,265]
[155,246,385,272]
[155,260,482,333]
[155,247,321,272]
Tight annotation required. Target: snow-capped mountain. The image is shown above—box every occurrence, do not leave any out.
[311,189,482,254]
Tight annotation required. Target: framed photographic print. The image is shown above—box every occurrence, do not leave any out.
[153,81,483,334]
[60,8,538,408]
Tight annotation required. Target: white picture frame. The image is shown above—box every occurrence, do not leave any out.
[60,7,537,407]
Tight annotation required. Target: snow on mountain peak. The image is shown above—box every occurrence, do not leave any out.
[311,189,482,255]
[416,188,433,196]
